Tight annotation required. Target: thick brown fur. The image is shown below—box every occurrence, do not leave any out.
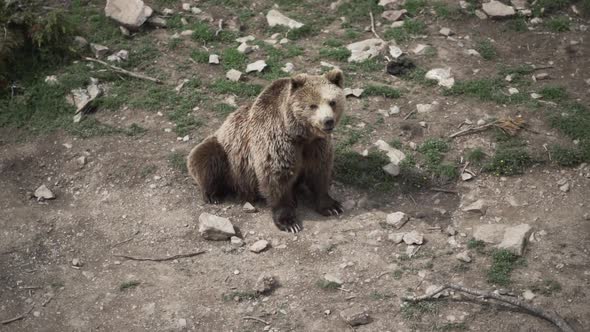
[187,69,346,233]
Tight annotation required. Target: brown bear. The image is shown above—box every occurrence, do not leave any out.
[187,69,346,233]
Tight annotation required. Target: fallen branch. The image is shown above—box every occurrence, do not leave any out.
[430,187,458,194]
[403,109,416,120]
[242,316,270,325]
[1,306,34,325]
[215,19,224,36]
[369,11,381,40]
[449,117,527,139]
[83,57,163,84]
[449,123,493,138]
[113,250,206,262]
[404,284,575,332]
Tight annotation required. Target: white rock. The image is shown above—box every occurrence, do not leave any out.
[388,232,405,244]
[412,44,428,55]
[45,75,58,85]
[377,109,390,117]
[246,60,267,73]
[162,8,174,15]
[107,54,121,62]
[530,17,543,25]
[77,156,87,166]
[266,9,304,29]
[386,211,409,228]
[462,199,487,215]
[346,38,386,63]
[105,0,153,29]
[237,42,252,54]
[182,135,189,142]
[391,21,404,28]
[425,68,455,88]
[279,38,289,44]
[461,172,473,181]
[180,30,194,36]
[209,54,220,64]
[383,163,400,176]
[416,103,435,113]
[535,73,549,80]
[390,105,400,115]
[403,230,424,245]
[90,43,109,58]
[254,273,277,294]
[381,9,406,22]
[456,251,471,262]
[439,27,453,36]
[511,0,528,10]
[198,213,236,240]
[508,87,519,95]
[72,258,81,266]
[467,49,480,56]
[379,0,399,6]
[178,318,187,328]
[249,240,269,253]
[374,140,406,164]
[148,16,167,28]
[476,119,486,126]
[191,7,202,14]
[344,88,364,97]
[340,308,370,326]
[115,50,129,60]
[473,224,507,243]
[482,0,515,17]
[281,62,294,73]
[523,289,536,300]
[243,202,257,213]
[389,45,403,59]
[530,93,542,99]
[559,183,570,192]
[474,9,488,19]
[324,273,343,285]
[230,236,243,246]
[34,185,55,200]
[498,224,532,256]
[236,35,255,43]
[181,3,191,11]
[226,69,242,82]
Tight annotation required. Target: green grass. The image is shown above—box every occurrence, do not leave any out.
[334,149,396,192]
[484,144,532,176]
[475,40,497,60]
[466,148,486,164]
[506,18,528,32]
[384,18,427,42]
[467,238,485,252]
[435,322,468,331]
[418,138,457,180]
[550,145,582,166]
[363,85,401,98]
[433,1,462,19]
[403,0,428,16]
[369,291,393,300]
[346,58,383,72]
[212,103,236,117]
[487,249,523,286]
[190,49,210,63]
[444,78,529,105]
[539,86,568,102]
[401,301,438,320]
[546,16,571,32]
[401,67,438,87]
[337,0,384,22]
[119,280,140,291]
[319,47,351,62]
[323,38,344,47]
[316,279,341,290]
[393,269,403,280]
[344,28,361,39]
[210,79,263,97]
[221,48,248,70]
[222,291,259,302]
[287,25,318,40]
[531,279,562,296]
[168,151,188,174]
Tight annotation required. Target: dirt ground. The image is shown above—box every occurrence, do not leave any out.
[1,0,590,331]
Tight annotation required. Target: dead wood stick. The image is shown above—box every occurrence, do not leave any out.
[242,316,270,325]
[83,57,163,84]
[215,19,224,36]
[1,306,34,325]
[430,187,458,194]
[369,11,381,40]
[404,284,575,332]
[403,109,416,120]
[532,65,554,70]
[113,250,205,262]
[449,123,493,138]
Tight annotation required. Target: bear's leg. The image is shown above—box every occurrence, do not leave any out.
[302,139,343,216]
[260,174,302,233]
[187,137,231,204]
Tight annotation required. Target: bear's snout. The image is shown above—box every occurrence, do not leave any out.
[322,118,335,132]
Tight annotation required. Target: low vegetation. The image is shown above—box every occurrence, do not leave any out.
[487,249,524,286]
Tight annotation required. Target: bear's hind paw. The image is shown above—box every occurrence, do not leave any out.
[317,198,343,217]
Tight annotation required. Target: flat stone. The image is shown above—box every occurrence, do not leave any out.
[462,199,487,215]
[198,213,235,240]
[416,103,435,113]
[535,72,550,80]
[439,27,453,36]
[105,0,153,29]
[412,44,428,54]
[243,202,257,213]
[530,17,543,24]
[209,54,220,64]
[281,62,294,73]
[530,92,542,99]
[425,68,455,88]
[559,183,570,192]
[266,9,304,29]
[236,35,255,43]
[381,9,406,22]
[446,225,457,236]
[226,69,242,82]
[178,318,187,328]
[147,16,167,28]
[383,163,400,176]
[340,307,371,326]
[77,156,87,166]
[523,289,536,300]
[246,60,267,73]
[386,212,409,229]
[403,230,424,245]
[344,88,364,97]
[498,224,532,256]
[34,185,55,200]
[456,251,472,262]
[388,232,405,244]
[346,38,386,63]
[180,30,194,36]
[324,273,343,285]
[374,140,406,165]
[230,236,243,246]
[482,0,515,18]
[254,273,277,294]
[467,49,481,56]
[461,172,473,181]
[473,224,508,244]
[511,0,528,10]
[475,9,488,19]
[508,87,519,95]
[389,45,403,59]
[249,240,269,253]
[90,43,109,58]
[237,42,252,54]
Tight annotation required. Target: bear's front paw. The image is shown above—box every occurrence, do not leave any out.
[204,192,224,204]
[272,206,302,233]
[316,196,343,217]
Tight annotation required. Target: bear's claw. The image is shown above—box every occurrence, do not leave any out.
[272,206,302,233]
[317,198,343,217]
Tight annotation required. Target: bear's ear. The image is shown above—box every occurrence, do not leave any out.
[291,74,307,91]
[324,69,344,88]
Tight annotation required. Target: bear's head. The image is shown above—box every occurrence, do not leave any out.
[289,69,345,138]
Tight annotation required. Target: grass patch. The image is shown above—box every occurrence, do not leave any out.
[506,18,528,32]
[466,147,486,164]
[222,291,259,302]
[403,0,428,16]
[384,18,427,42]
[433,1,462,19]
[400,67,438,87]
[475,40,497,60]
[316,279,341,290]
[212,103,236,117]
[369,291,393,300]
[319,47,351,62]
[418,138,457,179]
[119,280,140,291]
[344,28,361,39]
[487,249,523,286]
[539,86,568,102]
[444,78,528,105]
[334,149,396,192]
[346,58,383,72]
[323,38,344,47]
[363,85,401,98]
[286,25,317,40]
[210,79,263,97]
[467,238,485,252]
[531,279,562,296]
[337,0,384,22]
[168,151,188,174]
[436,322,468,331]
[545,16,570,32]
[393,269,403,280]
[190,49,210,63]
[221,48,248,70]
[484,144,532,176]
[550,145,582,166]
[401,301,438,320]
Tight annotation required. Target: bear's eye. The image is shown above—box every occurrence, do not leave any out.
[310,104,318,110]
[329,100,336,107]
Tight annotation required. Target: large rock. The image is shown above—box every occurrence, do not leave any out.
[249,240,269,253]
[34,184,55,200]
[462,199,488,215]
[105,0,153,30]
[254,273,277,294]
[386,212,409,229]
[374,140,406,165]
[482,0,515,18]
[198,213,235,240]
[402,230,424,245]
[498,224,532,256]
[381,9,406,21]
[473,224,507,243]
[425,68,455,88]
[340,307,371,326]
[346,39,386,63]
[266,9,304,29]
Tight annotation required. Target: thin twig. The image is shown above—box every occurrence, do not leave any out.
[449,123,493,138]
[543,144,552,161]
[338,287,352,292]
[42,289,63,307]
[242,316,270,325]
[83,57,163,84]
[369,11,381,40]
[113,251,206,262]
[532,65,554,71]
[408,194,417,206]
[112,230,140,248]
[430,187,458,194]
[403,110,416,120]
[403,284,575,332]
[215,19,224,36]
[1,306,34,325]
